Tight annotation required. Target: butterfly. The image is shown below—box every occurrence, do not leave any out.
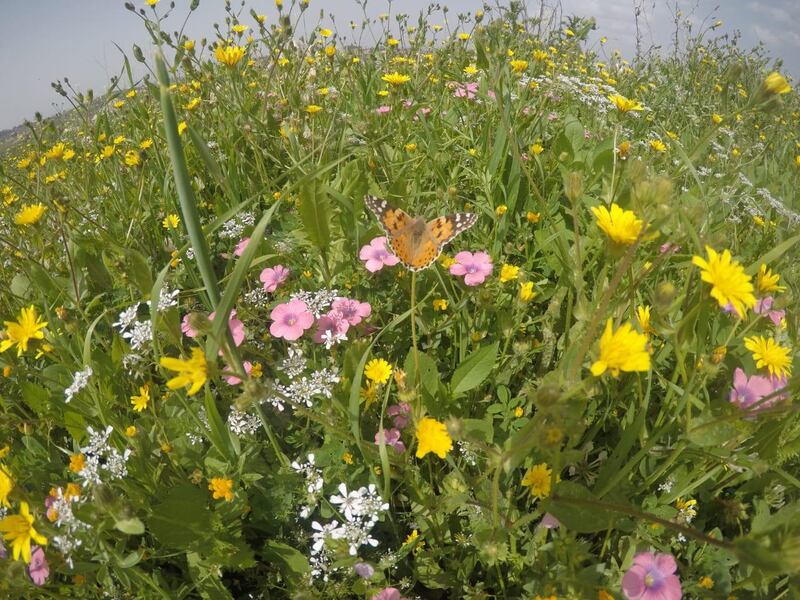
[365,195,478,271]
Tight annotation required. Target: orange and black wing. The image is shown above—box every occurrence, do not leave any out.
[364,195,412,237]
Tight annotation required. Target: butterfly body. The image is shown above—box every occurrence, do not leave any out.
[365,195,477,271]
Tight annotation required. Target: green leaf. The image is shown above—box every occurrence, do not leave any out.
[21,382,49,416]
[297,176,331,250]
[262,540,310,582]
[450,342,499,397]
[203,388,237,461]
[404,349,439,397]
[115,517,145,535]
[148,484,212,549]
[746,232,800,275]
[543,481,620,533]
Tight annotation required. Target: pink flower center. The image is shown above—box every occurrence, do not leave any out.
[644,573,655,587]
[466,265,477,274]
[286,316,297,326]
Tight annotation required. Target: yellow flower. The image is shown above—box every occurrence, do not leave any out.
[757,264,785,294]
[404,529,420,545]
[382,71,411,86]
[342,452,353,464]
[14,203,47,226]
[510,59,528,73]
[232,24,248,33]
[591,203,643,245]
[711,113,723,125]
[636,305,654,335]
[433,299,448,311]
[177,121,188,135]
[131,384,150,412]
[404,142,417,152]
[590,319,651,377]
[255,14,266,24]
[458,32,471,41]
[365,358,392,384]
[521,463,552,499]
[162,214,181,229]
[0,502,47,563]
[386,37,399,47]
[463,64,478,75]
[208,477,234,501]
[649,139,667,152]
[124,150,141,166]
[215,45,246,66]
[744,336,792,378]
[608,94,643,113]
[146,0,159,6]
[69,453,85,474]
[305,104,323,114]
[159,347,208,396]
[519,281,536,303]
[0,306,47,356]
[499,264,520,283]
[496,204,509,217]
[598,591,614,600]
[184,39,195,51]
[139,138,153,150]
[762,72,791,95]
[275,0,283,8]
[692,246,756,316]
[514,406,524,418]
[184,97,201,110]
[530,143,544,155]
[415,417,453,459]
[125,426,138,437]
[699,576,714,589]
[532,49,549,61]
[0,465,13,508]
[319,27,332,37]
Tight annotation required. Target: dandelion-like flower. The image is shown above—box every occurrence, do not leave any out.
[0,305,48,356]
[364,359,392,384]
[208,477,235,501]
[521,463,552,499]
[215,45,246,66]
[590,319,650,377]
[130,384,150,412]
[381,72,411,86]
[415,417,452,459]
[0,502,47,563]
[756,264,785,294]
[591,203,643,245]
[159,347,208,396]
[743,335,792,378]
[14,204,47,226]
[762,72,791,96]
[692,246,756,316]
[608,94,643,113]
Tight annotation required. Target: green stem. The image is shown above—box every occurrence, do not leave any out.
[410,271,421,403]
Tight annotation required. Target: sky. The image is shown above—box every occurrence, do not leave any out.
[0,0,798,131]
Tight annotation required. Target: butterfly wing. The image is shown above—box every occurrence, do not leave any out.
[402,213,478,271]
[364,195,412,237]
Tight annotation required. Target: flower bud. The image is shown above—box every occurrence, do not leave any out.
[563,171,583,203]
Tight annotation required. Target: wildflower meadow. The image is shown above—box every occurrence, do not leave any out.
[2,1,800,598]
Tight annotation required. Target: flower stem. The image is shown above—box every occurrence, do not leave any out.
[410,271,421,402]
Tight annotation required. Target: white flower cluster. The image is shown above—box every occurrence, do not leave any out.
[290,288,339,317]
[262,347,339,412]
[305,482,388,580]
[658,477,675,494]
[78,426,132,487]
[186,407,210,446]
[64,366,93,403]
[150,287,180,312]
[291,453,324,519]
[243,287,271,308]
[520,74,630,115]
[227,407,261,437]
[114,302,152,353]
[219,211,255,239]
[49,487,88,568]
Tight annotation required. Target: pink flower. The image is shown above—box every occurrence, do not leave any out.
[659,242,680,254]
[402,99,414,108]
[269,299,314,341]
[722,302,743,318]
[547,111,559,121]
[260,265,291,292]
[354,562,375,579]
[622,552,682,600]
[449,251,493,286]
[224,360,252,385]
[538,512,561,530]
[376,105,392,114]
[372,588,408,600]
[359,236,400,272]
[730,367,786,411]
[387,403,411,429]
[453,81,478,99]
[331,297,371,326]
[182,310,245,347]
[374,428,406,453]
[313,310,350,346]
[28,546,49,586]
[234,237,250,257]
[416,107,432,117]
[754,296,785,327]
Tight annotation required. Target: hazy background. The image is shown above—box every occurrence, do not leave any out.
[0,0,797,131]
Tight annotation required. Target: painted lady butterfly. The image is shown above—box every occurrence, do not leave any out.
[365,195,478,271]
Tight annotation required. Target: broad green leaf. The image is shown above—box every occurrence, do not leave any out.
[450,342,499,397]
[115,517,145,535]
[297,176,331,250]
[543,481,619,533]
[262,540,310,581]
[148,484,212,549]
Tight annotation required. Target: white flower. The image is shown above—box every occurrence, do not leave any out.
[330,483,362,521]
